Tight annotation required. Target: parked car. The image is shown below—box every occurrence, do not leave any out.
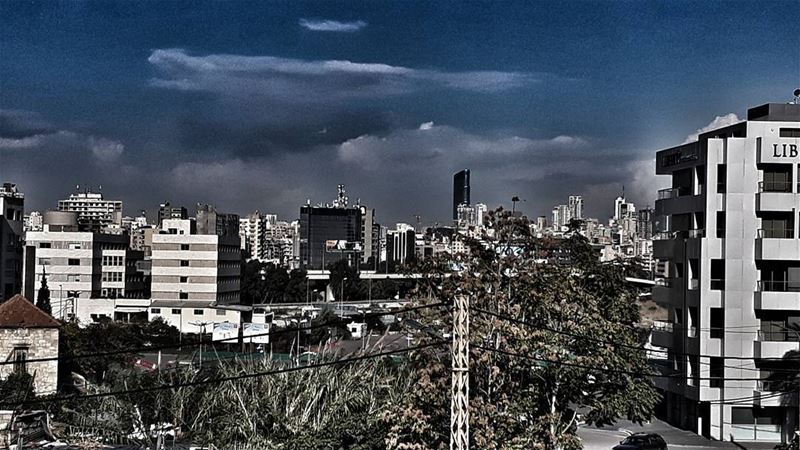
[612,433,667,450]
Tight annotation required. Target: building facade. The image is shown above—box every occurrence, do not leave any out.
[1,183,24,300]
[453,169,471,220]
[299,205,362,270]
[652,102,800,442]
[387,223,416,265]
[58,189,123,228]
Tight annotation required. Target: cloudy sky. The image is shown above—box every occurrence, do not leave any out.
[1,1,798,225]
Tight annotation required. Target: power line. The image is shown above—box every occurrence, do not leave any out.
[0,340,449,409]
[0,302,448,367]
[473,307,800,364]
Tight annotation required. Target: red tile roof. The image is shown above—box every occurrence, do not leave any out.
[0,294,60,328]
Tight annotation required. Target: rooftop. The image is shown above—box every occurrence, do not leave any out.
[0,295,60,328]
[747,103,800,122]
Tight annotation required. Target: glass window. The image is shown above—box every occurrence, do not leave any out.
[180,260,189,267]
[13,347,27,374]
[194,309,203,315]
[171,308,181,315]
[68,258,80,266]
[179,292,188,300]
[151,308,161,314]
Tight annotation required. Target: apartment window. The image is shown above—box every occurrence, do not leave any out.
[68,243,82,250]
[179,292,188,300]
[716,211,726,238]
[38,242,51,249]
[181,244,190,251]
[13,347,28,374]
[710,308,724,339]
[717,164,727,193]
[710,357,723,388]
[171,308,181,315]
[38,258,50,266]
[194,309,203,315]
[68,258,80,266]
[711,259,725,290]
[760,213,794,238]
[180,276,188,283]
[151,308,161,314]
[761,165,792,192]
[216,310,227,316]
[780,128,800,138]
[180,260,189,267]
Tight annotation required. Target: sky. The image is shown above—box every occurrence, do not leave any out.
[1,1,799,225]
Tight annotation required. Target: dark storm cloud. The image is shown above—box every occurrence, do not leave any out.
[0,110,55,140]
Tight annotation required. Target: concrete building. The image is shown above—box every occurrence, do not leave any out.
[652,102,800,442]
[240,211,268,261]
[196,204,239,237]
[360,206,380,265]
[158,201,188,228]
[23,213,147,322]
[149,219,241,334]
[58,188,122,228]
[453,169,470,220]
[569,195,583,221]
[23,211,42,232]
[0,295,60,395]
[1,183,24,300]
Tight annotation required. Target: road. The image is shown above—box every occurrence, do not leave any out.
[578,418,737,450]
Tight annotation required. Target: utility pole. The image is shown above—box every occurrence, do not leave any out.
[450,295,469,450]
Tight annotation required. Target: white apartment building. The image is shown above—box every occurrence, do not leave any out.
[568,195,583,220]
[149,219,241,334]
[23,215,147,322]
[652,102,800,442]
[58,189,123,228]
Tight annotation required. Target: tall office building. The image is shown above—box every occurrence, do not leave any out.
[360,206,379,265]
[23,211,147,322]
[58,188,123,228]
[386,223,416,265]
[652,102,800,442]
[300,186,363,270]
[453,169,471,220]
[0,183,24,300]
[568,195,584,220]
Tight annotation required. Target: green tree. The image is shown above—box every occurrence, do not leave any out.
[386,208,660,450]
[240,259,267,305]
[0,371,35,406]
[36,270,52,315]
[284,268,308,303]
[327,259,362,301]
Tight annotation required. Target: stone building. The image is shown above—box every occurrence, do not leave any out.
[0,294,60,395]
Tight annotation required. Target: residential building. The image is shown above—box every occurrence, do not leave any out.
[158,202,188,228]
[23,211,42,232]
[196,204,239,237]
[0,294,60,395]
[652,102,800,442]
[58,188,123,228]
[360,206,379,264]
[240,211,268,261]
[149,218,241,334]
[569,195,584,220]
[475,203,488,227]
[1,183,24,300]
[456,204,478,229]
[22,212,147,322]
[453,169,470,220]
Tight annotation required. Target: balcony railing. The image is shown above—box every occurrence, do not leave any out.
[758,228,795,239]
[652,320,673,332]
[757,329,800,342]
[657,187,691,200]
[654,229,705,240]
[758,181,793,193]
[758,280,800,292]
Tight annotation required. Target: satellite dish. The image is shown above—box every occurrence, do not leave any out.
[795,89,800,97]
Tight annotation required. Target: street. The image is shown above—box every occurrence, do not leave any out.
[579,418,736,450]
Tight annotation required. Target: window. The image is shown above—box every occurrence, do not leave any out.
[38,258,50,266]
[711,259,725,290]
[180,260,189,267]
[181,244,190,251]
[151,308,161,314]
[38,242,51,249]
[717,164,727,193]
[179,292,188,300]
[68,242,82,250]
[171,309,181,315]
[716,211,726,238]
[780,128,800,138]
[710,308,723,339]
[13,347,27,374]
[68,258,80,266]
[194,309,203,315]
[761,165,792,192]
[216,310,227,316]
[180,276,188,283]
[674,307,683,325]
[710,357,723,388]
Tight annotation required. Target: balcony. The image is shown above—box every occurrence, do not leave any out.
[651,321,673,348]
[654,229,705,240]
[758,228,794,239]
[658,187,692,200]
[755,281,800,310]
[755,331,800,359]
[756,234,800,260]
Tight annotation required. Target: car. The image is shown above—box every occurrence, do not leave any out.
[612,432,667,450]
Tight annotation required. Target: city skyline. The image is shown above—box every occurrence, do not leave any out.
[1,1,798,224]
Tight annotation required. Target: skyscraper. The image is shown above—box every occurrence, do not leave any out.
[0,183,24,300]
[453,169,471,220]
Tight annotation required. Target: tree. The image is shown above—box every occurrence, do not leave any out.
[327,259,362,301]
[0,371,35,406]
[36,270,52,315]
[285,268,308,303]
[385,208,660,450]
[240,259,267,305]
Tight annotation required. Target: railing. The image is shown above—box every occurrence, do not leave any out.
[758,280,800,292]
[657,187,691,200]
[757,329,800,342]
[758,180,793,193]
[652,321,673,332]
[757,228,794,239]
[710,278,725,290]
[654,229,705,240]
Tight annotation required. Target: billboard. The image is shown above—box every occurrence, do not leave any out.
[212,322,239,342]
[243,322,271,344]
